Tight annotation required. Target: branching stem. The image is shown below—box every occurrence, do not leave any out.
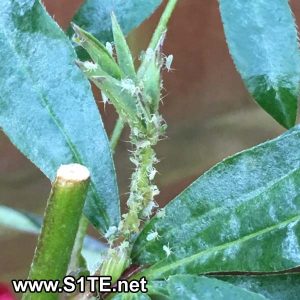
[110,118,125,153]
[149,0,179,49]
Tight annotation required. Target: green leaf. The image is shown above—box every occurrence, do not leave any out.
[132,125,300,279]
[70,0,162,43]
[0,205,107,273]
[146,280,169,299]
[72,23,122,79]
[137,33,165,113]
[77,61,139,126]
[112,293,151,300]
[0,205,40,234]
[148,275,300,300]
[82,236,106,273]
[149,276,268,300]
[111,12,136,80]
[0,0,120,232]
[219,274,300,300]
[219,0,300,128]
[140,55,161,113]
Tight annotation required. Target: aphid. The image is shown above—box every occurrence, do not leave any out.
[104,226,117,239]
[148,167,157,181]
[142,201,158,218]
[105,42,113,56]
[164,54,174,72]
[146,230,160,241]
[72,33,85,45]
[136,140,151,149]
[151,114,163,128]
[129,156,139,166]
[83,61,98,71]
[151,184,160,197]
[163,243,173,257]
[119,241,130,251]
[156,208,166,219]
[132,127,140,137]
[101,91,109,105]
[119,79,141,96]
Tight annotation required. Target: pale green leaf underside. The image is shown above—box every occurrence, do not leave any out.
[133,126,300,278]
[0,205,40,234]
[219,0,300,128]
[0,0,119,232]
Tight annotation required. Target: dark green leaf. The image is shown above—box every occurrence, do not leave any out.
[0,0,119,232]
[70,0,162,43]
[147,280,169,299]
[128,275,300,300]
[219,0,300,128]
[149,275,268,300]
[133,126,300,278]
[219,274,300,300]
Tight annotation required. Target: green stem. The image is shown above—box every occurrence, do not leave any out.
[110,118,124,153]
[68,215,89,273]
[149,0,179,49]
[23,164,90,300]
[120,143,157,236]
[108,0,178,152]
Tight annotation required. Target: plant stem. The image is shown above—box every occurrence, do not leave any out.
[68,215,89,273]
[149,0,178,49]
[108,0,178,152]
[91,1,177,290]
[110,118,124,153]
[23,164,90,300]
[120,139,158,236]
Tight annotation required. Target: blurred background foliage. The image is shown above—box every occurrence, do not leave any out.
[1,0,299,281]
